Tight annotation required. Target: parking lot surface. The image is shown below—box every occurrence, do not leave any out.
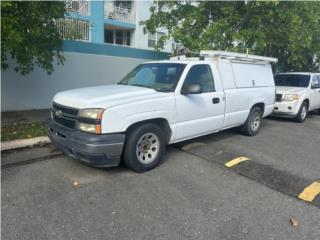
[2,115,320,240]
[177,113,320,180]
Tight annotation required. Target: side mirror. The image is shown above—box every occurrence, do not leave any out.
[311,84,320,89]
[181,83,202,95]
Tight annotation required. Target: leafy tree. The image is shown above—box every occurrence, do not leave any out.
[1,1,66,75]
[143,1,320,72]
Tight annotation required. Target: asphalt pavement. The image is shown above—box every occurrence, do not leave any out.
[2,114,320,240]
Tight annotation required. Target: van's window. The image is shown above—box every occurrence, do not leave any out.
[274,74,310,88]
[183,65,215,92]
[118,63,186,92]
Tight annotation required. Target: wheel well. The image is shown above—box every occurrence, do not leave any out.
[303,99,309,107]
[252,102,265,114]
[126,118,172,143]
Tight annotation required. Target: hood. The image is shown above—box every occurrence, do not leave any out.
[53,84,167,109]
[275,86,308,95]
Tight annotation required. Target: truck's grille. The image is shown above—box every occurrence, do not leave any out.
[275,94,283,102]
[52,102,79,129]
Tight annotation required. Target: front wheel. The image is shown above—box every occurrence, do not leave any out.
[295,102,308,123]
[123,123,166,173]
[241,106,263,136]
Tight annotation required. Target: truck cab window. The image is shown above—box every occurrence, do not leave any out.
[183,65,215,92]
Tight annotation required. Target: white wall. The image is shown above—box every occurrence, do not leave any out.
[1,52,150,111]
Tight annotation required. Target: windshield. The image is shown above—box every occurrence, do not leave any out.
[118,63,186,92]
[274,74,310,88]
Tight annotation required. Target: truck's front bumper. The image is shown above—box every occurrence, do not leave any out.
[46,119,125,167]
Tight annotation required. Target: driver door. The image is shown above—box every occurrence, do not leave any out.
[174,64,225,141]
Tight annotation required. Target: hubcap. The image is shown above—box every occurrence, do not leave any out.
[251,112,261,132]
[136,133,160,164]
[301,106,307,119]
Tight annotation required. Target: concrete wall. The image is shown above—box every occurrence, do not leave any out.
[1,42,169,111]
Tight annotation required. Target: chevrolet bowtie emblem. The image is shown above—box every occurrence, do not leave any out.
[55,110,63,118]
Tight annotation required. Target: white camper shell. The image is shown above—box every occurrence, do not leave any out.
[48,51,277,172]
[171,50,278,89]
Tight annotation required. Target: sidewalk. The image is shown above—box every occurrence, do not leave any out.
[1,109,51,151]
[1,109,50,125]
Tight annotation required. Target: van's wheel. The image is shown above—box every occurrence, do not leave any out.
[241,106,263,136]
[295,102,308,123]
[123,123,166,173]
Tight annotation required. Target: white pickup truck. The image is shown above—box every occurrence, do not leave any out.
[273,72,320,122]
[47,51,277,172]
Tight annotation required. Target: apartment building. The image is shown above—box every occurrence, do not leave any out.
[57,0,173,52]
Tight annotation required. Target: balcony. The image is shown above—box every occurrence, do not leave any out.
[56,18,90,41]
[104,5,135,24]
[65,0,89,16]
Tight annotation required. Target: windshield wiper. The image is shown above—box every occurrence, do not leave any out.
[130,84,154,89]
[118,83,168,91]
[156,88,172,92]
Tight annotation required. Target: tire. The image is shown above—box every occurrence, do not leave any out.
[241,106,263,136]
[123,123,166,173]
[294,102,308,123]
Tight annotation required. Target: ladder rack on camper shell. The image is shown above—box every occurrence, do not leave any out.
[170,50,278,64]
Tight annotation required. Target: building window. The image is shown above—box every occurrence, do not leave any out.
[56,18,90,41]
[114,1,132,10]
[65,0,89,15]
[148,31,165,48]
[105,29,131,46]
[105,30,113,44]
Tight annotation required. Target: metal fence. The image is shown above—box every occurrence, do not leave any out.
[104,5,135,24]
[56,18,90,41]
[65,0,89,15]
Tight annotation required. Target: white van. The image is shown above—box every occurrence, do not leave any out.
[47,51,277,172]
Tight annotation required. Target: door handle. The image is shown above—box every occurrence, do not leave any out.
[212,98,220,104]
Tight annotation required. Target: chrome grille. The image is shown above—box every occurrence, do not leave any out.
[52,102,78,129]
[275,94,283,102]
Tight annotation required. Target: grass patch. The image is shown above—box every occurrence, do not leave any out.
[1,122,46,142]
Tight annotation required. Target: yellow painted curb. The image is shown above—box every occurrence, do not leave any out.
[225,157,250,168]
[298,182,320,202]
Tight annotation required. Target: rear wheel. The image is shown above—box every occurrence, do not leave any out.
[241,106,263,136]
[123,123,166,173]
[295,102,308,123]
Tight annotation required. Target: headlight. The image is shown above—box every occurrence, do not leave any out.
[77,108,104,134]
[283,94,299,102]
[77,122,101,134]
[78,108,104,119]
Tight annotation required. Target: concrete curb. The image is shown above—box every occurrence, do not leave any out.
[1,136,51,151]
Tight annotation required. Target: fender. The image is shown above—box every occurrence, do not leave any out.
[101,96,176,134]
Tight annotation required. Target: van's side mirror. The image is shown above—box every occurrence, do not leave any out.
[181,83,202,95]
[311,84,320,89]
